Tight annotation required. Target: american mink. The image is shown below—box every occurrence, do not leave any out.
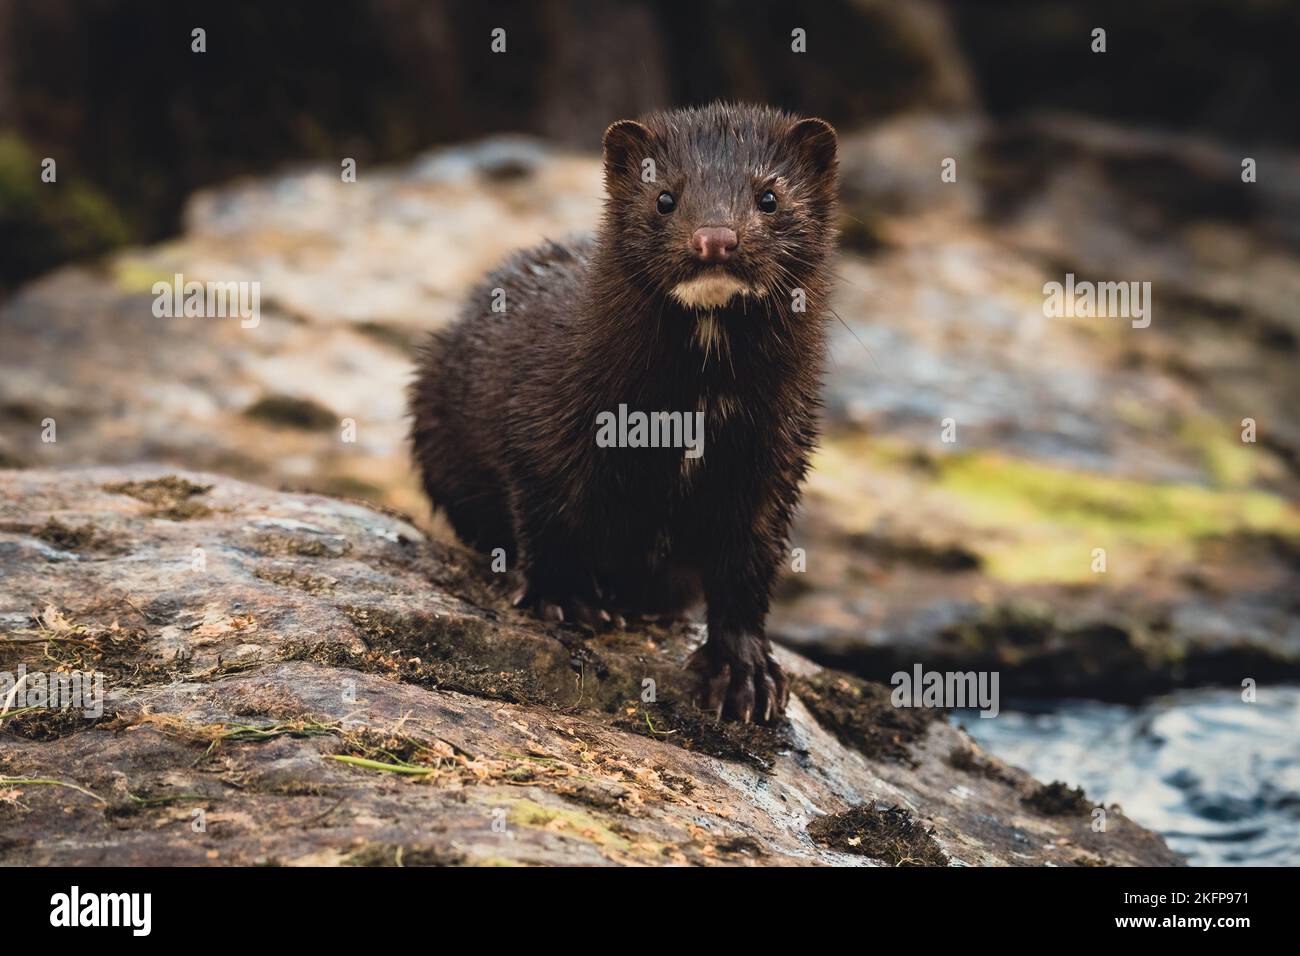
[410,102,837,724]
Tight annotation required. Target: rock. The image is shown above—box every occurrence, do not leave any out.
[0,467,1179,866]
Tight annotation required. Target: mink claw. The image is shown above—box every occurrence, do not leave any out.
[516,583,618,632]
[693,651,732,721]
[693,638,789,725]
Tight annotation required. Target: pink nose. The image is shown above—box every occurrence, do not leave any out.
[690,226,738,263]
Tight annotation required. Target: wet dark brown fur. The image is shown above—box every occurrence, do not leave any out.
[409,102,838,723]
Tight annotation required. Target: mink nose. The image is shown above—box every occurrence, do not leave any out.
[690,226,739,263]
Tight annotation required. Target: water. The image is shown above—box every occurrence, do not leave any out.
[956,686,1300,866]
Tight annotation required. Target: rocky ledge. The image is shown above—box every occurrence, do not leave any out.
[0,467,1180,866]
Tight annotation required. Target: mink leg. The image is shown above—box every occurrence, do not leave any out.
[692,549,789,724]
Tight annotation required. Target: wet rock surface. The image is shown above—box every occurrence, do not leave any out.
[0,467,1180,866]
[1,115,1296,700]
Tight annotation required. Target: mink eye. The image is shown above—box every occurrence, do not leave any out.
[758,190,778,214]
[657,191,676,214]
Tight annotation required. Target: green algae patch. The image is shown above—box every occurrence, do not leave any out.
[933,451,1300,583]
[110,255,175,295]
[809,432,1300,584]
[1176,414,1262,488]
[1,134,132,286]
[343,843,466,867]
[505,797,631,852]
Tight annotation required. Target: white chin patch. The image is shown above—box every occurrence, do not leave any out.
[669,273,754,309]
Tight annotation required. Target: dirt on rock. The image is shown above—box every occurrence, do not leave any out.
[1023,781,1094,817]
[613,699,797,773]
[102,475,214,520]
[793,670,942,764]
[808,805,949,867]
[946,745,1019,786]
[243,395,339,432]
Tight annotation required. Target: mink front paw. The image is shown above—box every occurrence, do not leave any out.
[691,631,790,724]
[509,575,623,631]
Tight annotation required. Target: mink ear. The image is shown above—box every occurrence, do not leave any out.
[602,119,653,178]
[785,117,838,176]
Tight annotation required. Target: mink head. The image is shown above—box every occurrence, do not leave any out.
[600,102,838,311]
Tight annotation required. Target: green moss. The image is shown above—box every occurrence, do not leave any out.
[505,797,631,851]
[110,255,173,294]
[343,843,465,867]
[1177,414,1259,488]
[935,451,1299,582]
[811,433,1300,585]
[59,182,132,249]
[938,451,1293,537]
[0,133,132,286]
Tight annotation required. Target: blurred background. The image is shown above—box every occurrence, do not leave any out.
[2,0,1298,864]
